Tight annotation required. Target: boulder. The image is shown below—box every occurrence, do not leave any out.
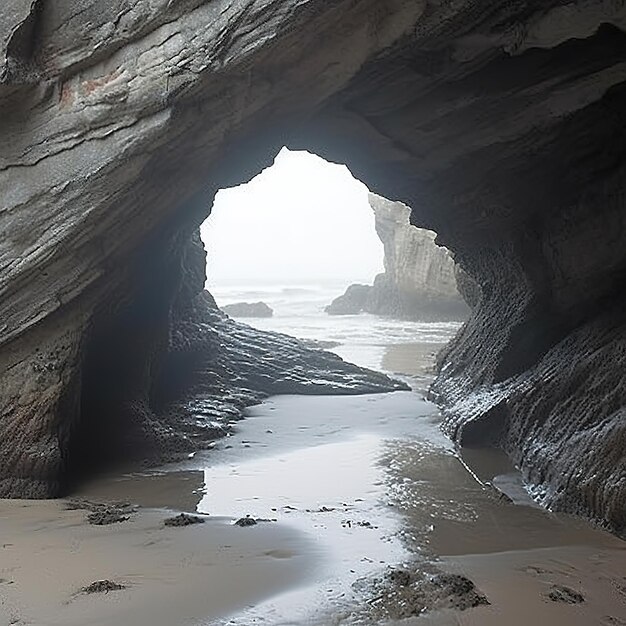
[325,284,372,315]
[221,302,273,318]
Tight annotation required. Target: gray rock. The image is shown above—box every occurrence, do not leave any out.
[369,194,467,319]
[221,302,273,318]
[325,284,372,315]
[81,580,126,594]
[351,566,489,621]
[327,195,472,321]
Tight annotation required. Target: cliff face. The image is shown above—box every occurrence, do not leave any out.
[372,194,459,301]
[1,1,625,532]
[326,194,470,319]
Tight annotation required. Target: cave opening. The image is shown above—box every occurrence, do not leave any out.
[68,144,471,492]
[200,146,470,372]
[202,147,383,338]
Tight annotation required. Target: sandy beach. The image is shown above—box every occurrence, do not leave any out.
[0,500,320,626]
[1,337,624,626]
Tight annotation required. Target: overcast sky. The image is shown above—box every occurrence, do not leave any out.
[201,148,384,285]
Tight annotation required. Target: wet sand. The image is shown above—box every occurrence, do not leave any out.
[380,341,447,393]
[1,338,625,625]
[0,500,320,626]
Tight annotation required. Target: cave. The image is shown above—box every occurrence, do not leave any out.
[1,0,625,544]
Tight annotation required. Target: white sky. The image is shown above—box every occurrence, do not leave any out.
[201,148,384,285]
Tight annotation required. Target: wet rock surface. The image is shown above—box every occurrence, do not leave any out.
[0,0,624,534]
[325,284,373,316]
[221,302,273,318]
[69,281,407,481]
[547,584,585,604]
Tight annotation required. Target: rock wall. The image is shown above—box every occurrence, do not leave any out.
[0,1,625,532]
[327,194,471,320]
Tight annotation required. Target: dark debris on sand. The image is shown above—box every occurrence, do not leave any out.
[65,500,136,525]
[547,584,585,604]
[81,580,126,594]
[352,566,489,621]
[163,513,206,527]
[234,515,276,527]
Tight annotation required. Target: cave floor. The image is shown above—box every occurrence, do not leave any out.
[1,341,625,625]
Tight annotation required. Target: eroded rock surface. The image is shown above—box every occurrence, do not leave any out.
[0,1,625,532]
[325,284,373,316]
[326,194,471,320]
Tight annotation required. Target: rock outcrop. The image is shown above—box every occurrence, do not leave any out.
[325,284,373,316]
[326,194,471,320]
[0,1,625,532]
[221,302,273,318]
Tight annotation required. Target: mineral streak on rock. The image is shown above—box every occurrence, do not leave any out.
[0,1,625,533]
[326,194,471,320]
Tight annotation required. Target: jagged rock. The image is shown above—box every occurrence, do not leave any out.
[351,566,489,621]
[67,251,408,476]
[366,194,470,320]
[221,302,273,318]
[547,585,585,604]
[65,499,136,525]
[234,516,258,527]
[327,195,471,320]
[454,266,482,309]
[0,1,625,533]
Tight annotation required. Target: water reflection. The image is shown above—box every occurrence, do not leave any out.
[198,433,408,625]
[77,388,625,626]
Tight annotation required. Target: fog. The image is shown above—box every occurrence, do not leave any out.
[201,148,384,286]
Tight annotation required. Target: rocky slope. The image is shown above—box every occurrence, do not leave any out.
[326,194,471,320]
[0,1,625,533]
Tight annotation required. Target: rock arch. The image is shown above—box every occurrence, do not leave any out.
[0,1,625,532]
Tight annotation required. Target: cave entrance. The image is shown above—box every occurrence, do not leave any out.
[200,147,468,375]
[201,147,383,358]
[70,146,469,490]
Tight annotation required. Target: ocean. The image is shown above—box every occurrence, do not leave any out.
[207,279,463,387]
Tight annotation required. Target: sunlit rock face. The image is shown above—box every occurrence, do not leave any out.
[0,1,625,531]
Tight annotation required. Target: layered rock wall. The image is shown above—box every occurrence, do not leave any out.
[326,194,470,320]
[371,194,460,301]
